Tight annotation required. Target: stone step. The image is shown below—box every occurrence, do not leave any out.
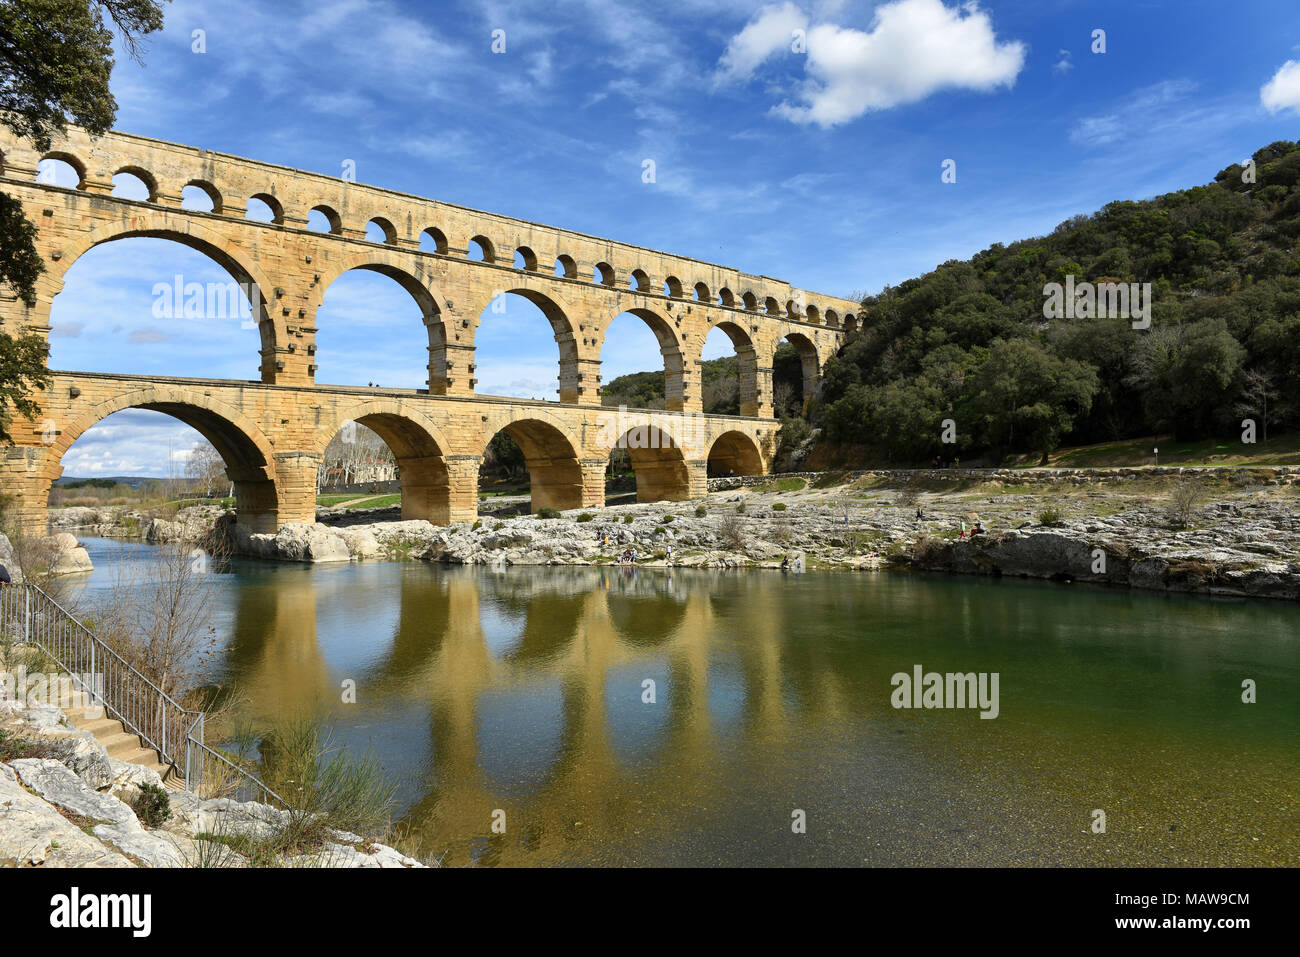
[64,703,181,790]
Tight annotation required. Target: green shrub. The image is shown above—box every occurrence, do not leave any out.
[772,502,787,511]
[662,514,675,523]
[536,507,561,520]
[472,519,483,531]
[577,513,595,522]
[131,782,171,828]
[694,504,707,518]
[736,502,747,514]
[493,522,505,531]
[1037,507,1064,526]
[624,515,634,524]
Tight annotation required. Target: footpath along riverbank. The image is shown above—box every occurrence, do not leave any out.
[21,465,1300,601]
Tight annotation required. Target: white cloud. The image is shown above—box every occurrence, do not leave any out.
[1070,79,1198,147]
[1261,60,1300,114]
[1054,50,1073,74]
[716,0,1025,127]
[714,2,809,85]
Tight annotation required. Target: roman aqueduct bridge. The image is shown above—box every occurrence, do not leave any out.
[0,127,860,534]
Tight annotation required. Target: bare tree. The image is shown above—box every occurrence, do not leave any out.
[186,440,227,498]
[1234,368,1283,445]
[317,423,397,488]
[91,536,228,705]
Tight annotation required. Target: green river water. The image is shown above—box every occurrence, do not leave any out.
[71,536,1299,867]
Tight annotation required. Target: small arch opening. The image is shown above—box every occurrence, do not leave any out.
[307,205,342,234]
[181,181,221,213]
[593,262,615,286]
[554,255,577,278]
[468,235,495,263]
[365,217,397,244]
[419,227,448,253]
[514,246,538,271]
[245,194,283,224]
[629,269,650,292]
[111,168,154,201]
[663,276,683,298]
[36,155,83,189]
[693,282,710,302]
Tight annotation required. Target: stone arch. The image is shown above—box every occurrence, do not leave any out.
[593,261,615,286]
[246,192,284,224]
[765,296,781,316]
[320,399,457,524]
[719,287,736,307]
[184,179,224,214]
[481,414,585,513]
[742,291,758,311]
[479,286,581,403]
[844,313,858,333]
[366,216,398,244]
[597,306,686,410]
[51,386,280,532]
[314,254,454,393]
[604,420,693,502]
[420,226,448,253]
[707,430,764,477]
[514,246,539,271]
[112,165,158,201]
[805,304,821,324]
[555,254,577,278]
[468,234,496,262]
[629,268,650,292]
[705,319,761,417]
[779,331,821,412]
[310,204,343,234]
[39,213,280,382]
[824,308,839,328]
[38,150,86,188]
[664,275,684,298]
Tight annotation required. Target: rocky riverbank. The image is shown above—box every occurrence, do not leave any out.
[0,693,425,868]
[33,466,1300,600]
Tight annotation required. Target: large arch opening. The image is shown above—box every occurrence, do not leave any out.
[777,333,820,416]
[707,431,764,478]
[597,309,684,411]
[314,265,446,391]
[606,424,692,503]
[52,399,279,532]
[480,418,584,514]
[474,290,577,402]
[319,412,452,523]
[701,321,758,416]
[48,236,267,380]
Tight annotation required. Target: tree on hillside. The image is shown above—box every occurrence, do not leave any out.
[970,339,1099,464]
[0,0,168,442]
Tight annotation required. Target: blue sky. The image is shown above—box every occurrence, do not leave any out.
[40,0,1300,476]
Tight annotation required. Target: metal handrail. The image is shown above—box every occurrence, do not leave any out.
[0,582,283,807]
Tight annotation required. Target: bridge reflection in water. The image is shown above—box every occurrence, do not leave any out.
[73,538,1300,867]
[219,563,852,866]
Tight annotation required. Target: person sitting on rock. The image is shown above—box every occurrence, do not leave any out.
[780,554,791,572]
[0,563,10,586]
[972,520,985,536]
